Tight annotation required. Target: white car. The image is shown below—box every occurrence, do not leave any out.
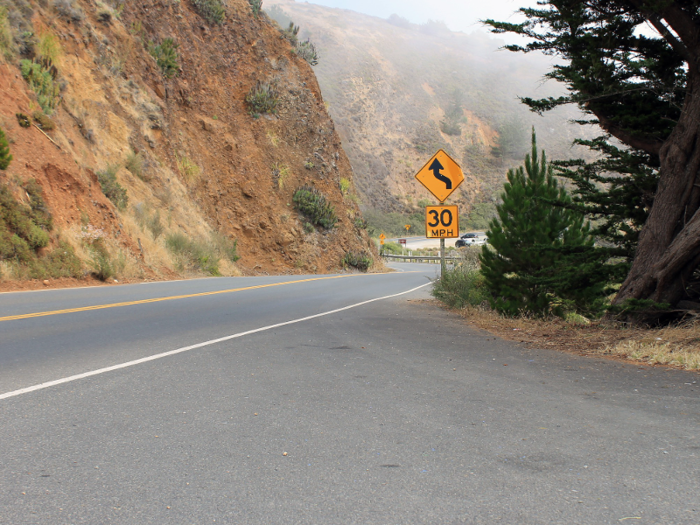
[455,233,487,247]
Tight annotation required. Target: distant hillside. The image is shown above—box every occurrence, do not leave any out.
[265,0,596,225]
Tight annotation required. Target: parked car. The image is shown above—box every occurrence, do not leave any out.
[455,232,486,248]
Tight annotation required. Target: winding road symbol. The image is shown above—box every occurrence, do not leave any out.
[429,158,451,190]
[414,149,464,202]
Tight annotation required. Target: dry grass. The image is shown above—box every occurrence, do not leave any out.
[453,305,700,371]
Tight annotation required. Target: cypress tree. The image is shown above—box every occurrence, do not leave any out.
[480,131,608,317]
[0,127,11,170]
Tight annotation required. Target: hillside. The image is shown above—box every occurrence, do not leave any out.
[0,0,376,288]
[264,0,596,226]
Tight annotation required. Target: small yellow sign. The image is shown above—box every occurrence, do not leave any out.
[425,205,459,238]
[379,233,386,245]
[405,224,411,232]
[415,149,465,203]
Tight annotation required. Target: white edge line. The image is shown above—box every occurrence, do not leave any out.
[0,283,431,401]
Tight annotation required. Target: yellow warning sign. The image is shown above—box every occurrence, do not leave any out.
[415,149,465,203]
[425,205,459,238]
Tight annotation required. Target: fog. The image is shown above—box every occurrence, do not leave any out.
[293,0,541,34]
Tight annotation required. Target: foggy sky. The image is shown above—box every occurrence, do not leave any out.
[291,0,541,34]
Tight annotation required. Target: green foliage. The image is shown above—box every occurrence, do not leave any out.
[192,0,225,24]
[0,181,52,265]
[88,239,114,281]
[432,265,490,309]
[342,251,372,272]
[148,38,179,78]
[96,164,128,211]
[35,31,61,66]
[282,22,299,45]
[176,155,200,183]
[16,113,30,128]
[464,202,497,231]
[36,241,82,279]
[0,5,16,60]
[247,0,262,16]
[293,185,337,229]
[125,150,145,180]
[32,111,55,130]
[363,208,423,237]
[479,132,609,317]
[381,241,402,255]
[339,177,350,195]
[272,162,290,189]
[0,127,11,170]
[245,81,278,116]
[295,39,319,66]
[19,60,60,114]
[165,233,221,275]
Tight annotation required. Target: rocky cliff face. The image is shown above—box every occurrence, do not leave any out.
[0,0,375,287]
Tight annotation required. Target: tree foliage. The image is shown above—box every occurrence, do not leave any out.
[484,2,700,315]
[480,132,608,317]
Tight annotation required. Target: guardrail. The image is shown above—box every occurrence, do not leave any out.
[382,254,461,263]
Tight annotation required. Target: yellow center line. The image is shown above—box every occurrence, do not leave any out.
[0,273,378,322]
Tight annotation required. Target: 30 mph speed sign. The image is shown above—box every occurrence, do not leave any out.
[425,205,459,238]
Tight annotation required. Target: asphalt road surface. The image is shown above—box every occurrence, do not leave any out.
[0,264,698,524]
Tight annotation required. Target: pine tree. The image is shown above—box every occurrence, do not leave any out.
[480,131,608,317]
[0,126,11,170]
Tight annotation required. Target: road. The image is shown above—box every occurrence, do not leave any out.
[0,264,698,524]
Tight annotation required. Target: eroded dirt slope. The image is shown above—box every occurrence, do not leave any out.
[0,0,376,286]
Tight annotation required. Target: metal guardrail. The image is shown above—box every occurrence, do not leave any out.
[382,254,461,263]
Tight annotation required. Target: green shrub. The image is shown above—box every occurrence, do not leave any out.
[342,251,373,272]
[0,127,11,170]
[166,232,221,275]
[16,113,30,128]
[272,162,290,189]
[176,155,200,183]
[125,150,145,180]
[147,210,164,239]
[339,177,351,195]
[88,239,114,281]
[35,31,62,67]
[32,111,55,130]
[381,241,402,255]
[0,182,52,264]
[432,265,490,309]
[248,0,262,16]
[148,38,179,78]
[0,5,16,60]
[282,22,299,45]
[193,0,225,24]
[97,164,128,210]
[20,60,61,114]
[245,81,278,116]
[295,39,318,66]
[30,241,83,279]
[293,185,337,229]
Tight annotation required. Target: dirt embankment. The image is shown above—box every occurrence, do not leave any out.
[0,0,377,289]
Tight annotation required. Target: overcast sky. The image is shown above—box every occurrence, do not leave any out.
[291,0,541,34]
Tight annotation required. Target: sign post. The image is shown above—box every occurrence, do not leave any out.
[414,149,465,274]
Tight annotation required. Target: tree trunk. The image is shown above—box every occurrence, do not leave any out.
[612,76,700,308]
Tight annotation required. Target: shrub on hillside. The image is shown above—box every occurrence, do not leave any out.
[295,39,319,66]
[432,264,490,309]
[0,182,52,264]
[193,0,225,24]
[248,0,262,16]
[342,251,373,272]
[165,232,221,275]
[20,60,61,114]
[97,165,128,210]
[293,186,337,229]
[0,127,12,170]
[148,38,179,78]
[245,81,278,116]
